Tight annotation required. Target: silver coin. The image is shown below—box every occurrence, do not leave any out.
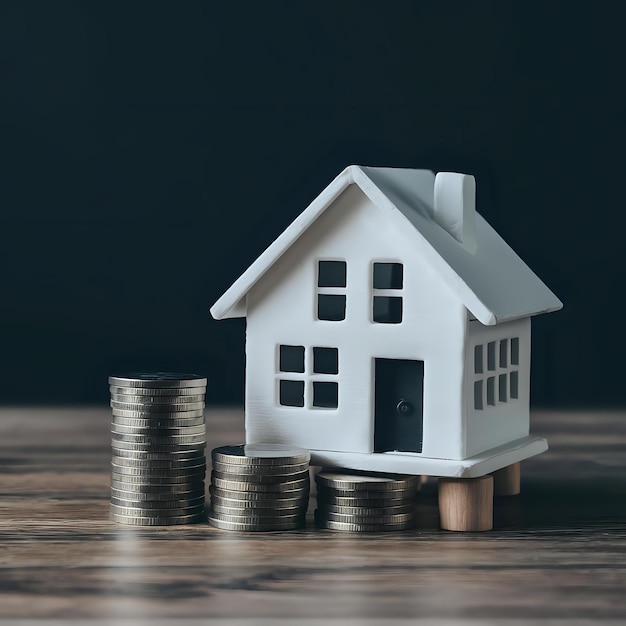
[314,518,415,532]
[112,432,206,445]
[211,460,309,476]
[111,423,206,436]
[111,400,206,412]
[110,511,204,526]
[208,516,305,532]
[111,485,204,500]
[316,490,416,504]
[208,485,308,503]
[111,478,204,492]
[111,501,204,516]
[110,393,205,404]
[211,469,309,484]
[316,503,415,516]
[109,373,208,389]
[111,470,205,484]
[316,510,415,525]
[111,494,204,508]
[112,408,205,419]
[112,415,206,428]
[211,473,309,493]
[111,443,206,455]
[315,470,420,492]
[111,462,206,476]
[111,446,205,460]
[112,455,206,469]
[110,385,206,396]
[210,501,305,517]
[211,443,311,467]
[210,496,307,513]
[208,508,304,523]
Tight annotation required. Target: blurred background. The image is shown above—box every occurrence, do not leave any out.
[1,1,623,408]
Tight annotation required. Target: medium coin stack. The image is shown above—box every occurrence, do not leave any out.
[315,469,420,531]
[109,373,208,526]
[208,443,310,531]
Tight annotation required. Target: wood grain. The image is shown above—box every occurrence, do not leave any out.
[1,408,626,624]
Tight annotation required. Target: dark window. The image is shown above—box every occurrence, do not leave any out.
[487,341,496,371]
[318,294,346,321]
[474,345,483,374]
[474,380,483,410]
[279,380,304,407]
[487,377,496,406]
[373,296,403,324]
[510,371,519,398]
[373,262,403,289]
[510,337,519,365]
[279,345,305,373]
[313,381,338,408]
[313,347,339,374]
[499,340,508,368]
[318,261,346,287]
[499,374,507,402]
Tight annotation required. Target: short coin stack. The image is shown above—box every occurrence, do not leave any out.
[315,469,419,531]
[208,443,310,531]
[109,373,207,526]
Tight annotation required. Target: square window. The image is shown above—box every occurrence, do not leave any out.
[511,337,519,365]
[313,381,338,408]
[487,341,496,371]
[510,371,519,399]
[279,345,305,373]
[474,380,483,410]
[373,263,403,289]
[474,345,483,374]
[313,347,338,374]
[318,261,346,287]
[499,340,508,368]
[499,373,507,402]
[487,376,496,406]
[279,380,304,407]
[373,296,403,324]
[318,294,346,321]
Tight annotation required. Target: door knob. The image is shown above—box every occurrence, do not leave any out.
[396,399,414,416]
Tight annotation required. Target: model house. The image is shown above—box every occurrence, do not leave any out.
[211,165,562,481]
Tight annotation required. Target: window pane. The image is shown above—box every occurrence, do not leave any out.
[474,345,483,374]
[474,380,483,410]
[487,341,496,371]
[373,296,403,324]
[487,376,495,406]
[313,381,338,408]
[510,371,519,398]
[279,380,304,407]
[499,373,507,402]
[373,263,403,289]
[318,261,346,287]
[511,337,519,365]
[279,345,305,373]
[313,347,338,374]
[318,294,346,321]
[499,340,508,368]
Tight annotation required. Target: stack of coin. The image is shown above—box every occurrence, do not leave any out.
[315,469,419,531]
[108,373,207,526]
[208,443,310,531]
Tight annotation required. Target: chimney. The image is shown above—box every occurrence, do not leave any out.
[433,172,477,253]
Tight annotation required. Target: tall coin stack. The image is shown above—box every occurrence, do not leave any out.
[315,469,420,532]
[108,373,207,526]
[208,443,310,531]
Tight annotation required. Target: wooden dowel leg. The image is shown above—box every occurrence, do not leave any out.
[492,462,521,496]
[438,476,493,532]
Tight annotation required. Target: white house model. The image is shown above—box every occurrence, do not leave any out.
[211,166,562,480]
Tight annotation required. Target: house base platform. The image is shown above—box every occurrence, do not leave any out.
[309,435,548,478]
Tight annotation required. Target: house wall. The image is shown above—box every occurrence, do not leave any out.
[244,184,469,460]
[464,317,531,458]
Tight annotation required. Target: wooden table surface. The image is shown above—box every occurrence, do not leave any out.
[1,408,626,625]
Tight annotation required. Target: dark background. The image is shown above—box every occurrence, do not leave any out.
[1,1,623,407]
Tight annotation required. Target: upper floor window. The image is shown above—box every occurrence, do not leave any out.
[372,262,403,323]
[317,260,346,321]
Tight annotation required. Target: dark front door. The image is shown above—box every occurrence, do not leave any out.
[374,358,424,453]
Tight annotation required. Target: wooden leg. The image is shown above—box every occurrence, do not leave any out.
[492,462,521,496]
[438,476,493,531]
